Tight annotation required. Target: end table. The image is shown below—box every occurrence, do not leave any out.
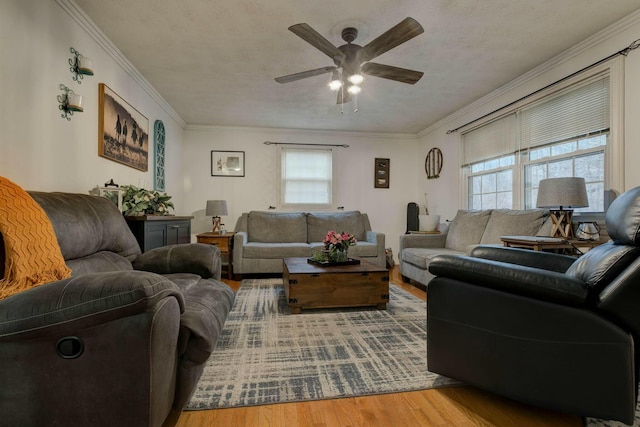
[196,232,235,279]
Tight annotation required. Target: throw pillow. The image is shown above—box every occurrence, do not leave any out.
[0,177,71,299]
[445,210,491,252]
[479,209,547,245]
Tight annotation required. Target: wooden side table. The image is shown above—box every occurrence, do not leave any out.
[196,232,235,279]
[500,235,605,255]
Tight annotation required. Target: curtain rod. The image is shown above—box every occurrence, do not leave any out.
[264,141,349,148]
[446,38,640,135]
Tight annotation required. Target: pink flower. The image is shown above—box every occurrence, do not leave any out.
[323,230,357,251]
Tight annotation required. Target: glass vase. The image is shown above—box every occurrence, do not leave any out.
[333,249,348,262]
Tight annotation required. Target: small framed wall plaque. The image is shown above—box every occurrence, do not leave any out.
[211,150,245,177]
[374,158,390,188]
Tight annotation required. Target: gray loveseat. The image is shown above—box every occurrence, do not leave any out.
[233,210,386,275]
[399,209,551,288]
[0,192,235,427]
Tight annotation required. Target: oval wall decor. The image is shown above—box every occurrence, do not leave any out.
[425,147,443,179]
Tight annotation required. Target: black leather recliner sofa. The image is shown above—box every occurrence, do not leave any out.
[427,185,640,425]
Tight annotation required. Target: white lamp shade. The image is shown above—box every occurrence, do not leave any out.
[206,200,228,216]
[536,177,589,209]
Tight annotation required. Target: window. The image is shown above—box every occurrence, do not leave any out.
[524,135,607,212]
[462,70,612,213]
[279,146,334,209]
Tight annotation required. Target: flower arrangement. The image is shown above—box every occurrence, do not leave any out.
[323,230,357,252]
[121,185,175,216]
[309,230,357,263]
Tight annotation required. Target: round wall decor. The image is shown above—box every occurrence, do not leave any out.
[425,147,443,179]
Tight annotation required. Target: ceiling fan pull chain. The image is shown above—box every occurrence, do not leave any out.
[354,94,359,113]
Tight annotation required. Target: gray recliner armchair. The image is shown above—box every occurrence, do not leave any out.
[0,192,235,427]
[426,186,640,425]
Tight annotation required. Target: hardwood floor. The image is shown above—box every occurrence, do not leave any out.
[176,266,583,427]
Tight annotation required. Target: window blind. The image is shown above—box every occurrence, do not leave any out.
[280,147,333,206]
[462,113,517,165]
[520,73,610,149]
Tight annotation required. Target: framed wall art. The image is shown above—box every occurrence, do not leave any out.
[153,120,166,191]
[98,83,149,171]
[374,158,390,188]
[211,150,245,177]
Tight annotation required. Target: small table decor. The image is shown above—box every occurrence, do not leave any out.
[307,254,361,267]
[311,230,358,265]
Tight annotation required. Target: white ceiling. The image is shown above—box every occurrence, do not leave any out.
[74,0,640,134]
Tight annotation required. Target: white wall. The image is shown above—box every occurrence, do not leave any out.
[183,126,420,258]
[0,0,187,211]
[4,0,640,262]
[418,12,640,222]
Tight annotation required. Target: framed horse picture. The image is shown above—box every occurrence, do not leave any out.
[98,83,149,171]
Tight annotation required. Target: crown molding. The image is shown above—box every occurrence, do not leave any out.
[417,8,640,139]
[56,0,187,128]
[185,124,418,140]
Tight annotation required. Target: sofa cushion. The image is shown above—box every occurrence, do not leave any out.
[479,209,547,245]
[307,211,366,242]
[29,192,141,262]
[403,247,465,270]
[243,242,311,259]
[445,210,491,252]
[247,211,307,243]
[345,242,379,258]
[67,251,133,276]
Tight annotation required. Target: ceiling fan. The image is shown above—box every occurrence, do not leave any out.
[275,17,425,104]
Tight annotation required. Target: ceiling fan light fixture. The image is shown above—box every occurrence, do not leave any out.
[328,71,343,91]
[347,73,363,85]
[347,84,361,95]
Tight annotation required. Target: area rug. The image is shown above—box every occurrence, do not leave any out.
[186,278,458,410]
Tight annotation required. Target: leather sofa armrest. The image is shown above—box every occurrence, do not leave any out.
[428,254,588,306]
[0,270,184,337]
[469,245,577,273]
[133,243,221,280]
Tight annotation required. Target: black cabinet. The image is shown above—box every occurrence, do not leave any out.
[125,215,194,252]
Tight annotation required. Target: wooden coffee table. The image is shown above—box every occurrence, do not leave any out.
[282,257,389,314]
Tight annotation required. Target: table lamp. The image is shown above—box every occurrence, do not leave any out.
[206,200,228,233]
[536,177,588,238]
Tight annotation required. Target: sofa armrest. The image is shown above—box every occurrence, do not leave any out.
[0,270,184,337]
[133,243,221,280]
[399,233,447,257]
[428,254,588,306]
[469,245,577,273]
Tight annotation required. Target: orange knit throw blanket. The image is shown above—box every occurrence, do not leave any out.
[0,177,71,299]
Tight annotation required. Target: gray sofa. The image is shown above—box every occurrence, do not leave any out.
[233,210,386,275]
[0,192,235,427]
[399,209,551,287]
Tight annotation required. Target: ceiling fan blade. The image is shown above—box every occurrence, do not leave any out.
[361,62,424,84]
[288,23,346,63]
[362,17,424,62]
[275,66,337,83]
[337,90,352,104]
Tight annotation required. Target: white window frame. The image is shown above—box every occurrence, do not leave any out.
[277,145,336,210]
[459,57,624,212]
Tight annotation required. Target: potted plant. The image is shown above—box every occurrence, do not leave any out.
[120,185,174,216]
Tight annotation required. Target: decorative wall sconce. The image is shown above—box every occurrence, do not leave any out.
[57,84,83,121]
[69,47,94,83]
